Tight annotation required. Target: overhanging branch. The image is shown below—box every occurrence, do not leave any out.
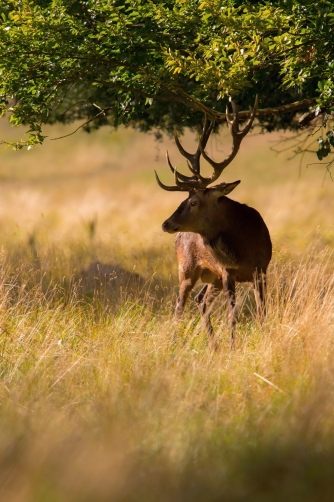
[93,79,319,122]
[194,97,318,123]
[169,90,319,123]
[221,98,318,122]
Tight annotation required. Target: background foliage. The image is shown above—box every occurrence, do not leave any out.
[1,0,334,155]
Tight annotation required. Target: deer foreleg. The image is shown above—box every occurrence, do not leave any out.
[222,272,237,350]
[253,270,267,320]
[175,269,201,320]
[194,284,208,306]
[195,277,223,349]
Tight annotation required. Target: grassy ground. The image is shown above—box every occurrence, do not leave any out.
[0,119,334,501]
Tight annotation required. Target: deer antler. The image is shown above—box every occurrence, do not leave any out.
[155,96,258,192]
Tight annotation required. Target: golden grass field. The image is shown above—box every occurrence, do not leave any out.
[0,117,334,501]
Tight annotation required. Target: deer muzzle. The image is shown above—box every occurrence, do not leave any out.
[162,219,179,233]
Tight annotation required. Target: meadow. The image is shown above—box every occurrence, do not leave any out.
[0,117,334,501]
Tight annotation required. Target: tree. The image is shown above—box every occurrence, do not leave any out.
[0,0,334,161]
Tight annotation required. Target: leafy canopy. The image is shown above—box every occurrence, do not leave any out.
[0,0,334,159]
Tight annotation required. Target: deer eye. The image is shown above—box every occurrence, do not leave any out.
[190,200,197,207]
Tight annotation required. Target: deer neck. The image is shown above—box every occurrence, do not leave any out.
[200,197,239,268]
[197,196,232,240]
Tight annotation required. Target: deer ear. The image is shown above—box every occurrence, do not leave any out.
[209,180,241,199]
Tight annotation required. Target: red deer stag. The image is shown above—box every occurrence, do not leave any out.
[155,97,272,349]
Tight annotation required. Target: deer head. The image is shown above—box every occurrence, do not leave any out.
[161,181,241,234]
[155,96,258,192]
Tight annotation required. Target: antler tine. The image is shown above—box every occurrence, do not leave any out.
[173,164,205,190]
[166,151,197,182]
[186,160,207,182]
[198,114,211,153]
[200,114,215,158]
[154,170,193,192]
[227,100,239,132]
[239,94,258,138]
[173,116,209,160]
[173,115,215,175]
[155,99,258,192]
[186,160,197,176]
[200,96,258,180]
[155,152,201,192]
[174,164,186,188]
[173,127,194,164]
[185,160,208,183]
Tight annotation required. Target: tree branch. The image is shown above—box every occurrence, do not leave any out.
[215,99,318,122]
[298,107,327,127]
[50,107,114,140]
[169,90,318,122]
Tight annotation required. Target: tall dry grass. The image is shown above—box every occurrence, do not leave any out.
[0,248,334,501]
[0,119,333,500]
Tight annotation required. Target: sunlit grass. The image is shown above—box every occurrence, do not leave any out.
[0,247,334,501]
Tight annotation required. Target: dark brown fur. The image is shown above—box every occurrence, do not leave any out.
[162,182,272,349]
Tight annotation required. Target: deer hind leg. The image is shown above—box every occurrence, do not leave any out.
[222,271,237,350]
[195,277,223,351]
[253,270,267,320]
[174,267,201,321]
